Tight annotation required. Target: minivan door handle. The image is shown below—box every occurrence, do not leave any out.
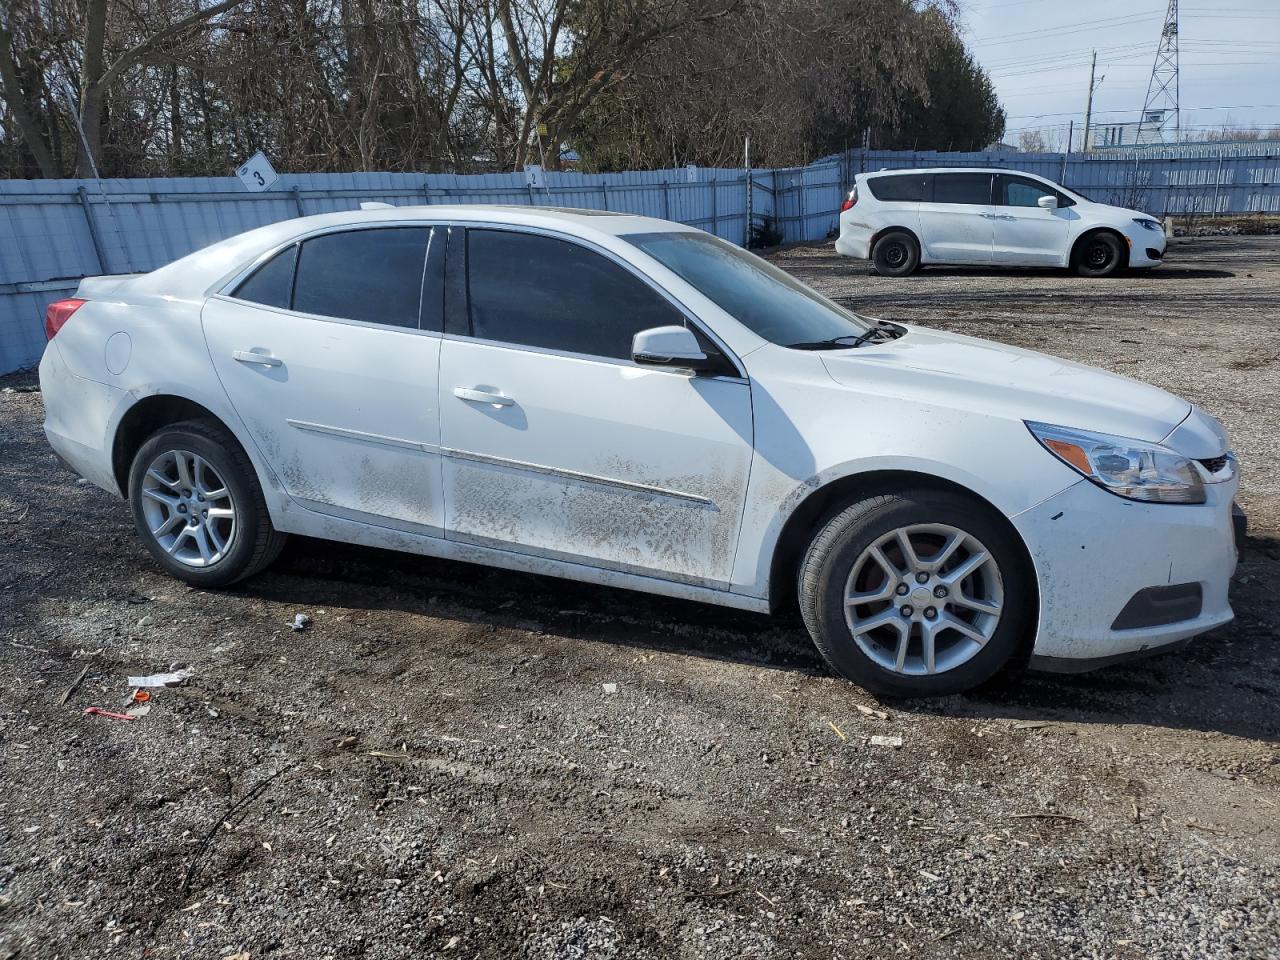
[454,386,515,407]
[232,349,282,367]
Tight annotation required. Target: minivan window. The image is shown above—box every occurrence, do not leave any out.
[292,227,434,329]
[996,174,1076,209]
[466,229,683,360]
[932,173,993,205]
[866,174,926,202]
[233,244,298,309]
[622,231,872,347]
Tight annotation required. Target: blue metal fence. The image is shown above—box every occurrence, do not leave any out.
[2,147,1278,373]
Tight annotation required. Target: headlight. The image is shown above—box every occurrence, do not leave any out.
[1133,217,1161,232]
[1025,422,1205,504]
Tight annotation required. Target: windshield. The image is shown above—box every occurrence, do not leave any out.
[621,232,871,347]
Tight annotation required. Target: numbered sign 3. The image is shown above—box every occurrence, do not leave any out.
[236,151,280,193]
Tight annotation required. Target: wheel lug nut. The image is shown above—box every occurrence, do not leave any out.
[182,489,191,498]
[933,585,947,599]
[900,605,914,618]
[924,607,937,619]
[915,572,929,584]
[895,583,909,596]
[177,504,187,513]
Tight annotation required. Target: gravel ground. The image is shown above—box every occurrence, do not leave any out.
[1,235,1277,960]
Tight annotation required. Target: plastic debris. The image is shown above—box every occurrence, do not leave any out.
[289,613,312,631]
[130,689,151,704]
[869,734,903,749]
[126,668,193,688]
[84,707,136,722]
[856,703,889,720]
[601,682,618,694]
[126,704,151,719]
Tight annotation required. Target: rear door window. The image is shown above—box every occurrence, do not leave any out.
[233,245,298,309]
[931,173,994,205]
[866,175,926,202]
[465,229,684,361]
[293,228,434,329]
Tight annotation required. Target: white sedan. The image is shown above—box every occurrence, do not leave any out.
[39,206,1239,696]
[836,168,1167,277]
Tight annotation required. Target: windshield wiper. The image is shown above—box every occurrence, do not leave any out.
[786,321,898,351]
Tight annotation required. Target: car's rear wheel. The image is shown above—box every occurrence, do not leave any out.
[871,231,920,277]
[798,490,1033,697]
[128,419,286,587]
[1074,232,1124,277]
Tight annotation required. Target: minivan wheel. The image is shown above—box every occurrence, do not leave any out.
[871,231,920,277]
[1074,232,1124,277]
[798,491,1033,697]
[128,419,287,587]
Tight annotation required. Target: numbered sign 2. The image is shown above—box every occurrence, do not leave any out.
[236,151,280,193]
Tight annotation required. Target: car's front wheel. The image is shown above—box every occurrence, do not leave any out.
[798,490,1033,697]
[1074,232,1125,277]
[128,419,287,587]
[871,231,920,277]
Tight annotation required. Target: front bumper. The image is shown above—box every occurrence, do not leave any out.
[1012,475,1238,664]
[1126,225,1167,267]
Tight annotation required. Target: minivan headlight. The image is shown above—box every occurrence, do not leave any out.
[1025,422,1205,504]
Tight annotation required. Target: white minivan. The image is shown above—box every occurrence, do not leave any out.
[836,168,1167,277]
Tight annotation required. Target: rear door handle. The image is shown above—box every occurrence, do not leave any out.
[454,386,514,407]
[233,349,282,367]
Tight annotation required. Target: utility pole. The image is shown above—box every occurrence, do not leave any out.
[1137,0,1180,144]
[1083,50,1097,152]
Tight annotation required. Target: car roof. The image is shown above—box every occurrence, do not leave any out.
[863,167,1051,178]
[131,204,699,299]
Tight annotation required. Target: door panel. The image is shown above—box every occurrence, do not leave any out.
[917,173,995,264]
[439,339,753,586]
[991,175,1072,265]
[203,297,446,532]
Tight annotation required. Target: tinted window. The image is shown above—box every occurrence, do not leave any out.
[996,175,1072,208]
[867,174,926,202]
[466,230,683,360]
[293,228,432,328]
[234,244,297,308]
[931,173,993,205]
[622,231,873,348]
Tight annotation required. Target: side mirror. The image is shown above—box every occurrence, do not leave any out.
[632,325,713,372]
[1037,195,1059,210]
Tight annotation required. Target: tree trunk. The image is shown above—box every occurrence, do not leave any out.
[0,24,59,177]
[78,0,110,176]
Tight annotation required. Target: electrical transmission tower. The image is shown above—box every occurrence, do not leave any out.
[1136,0,1180,144]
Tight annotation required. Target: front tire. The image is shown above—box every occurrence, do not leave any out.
[1074,232,1124,277]
[798,490,1033,697]
[128,419,287,587]
[871,231,920,277]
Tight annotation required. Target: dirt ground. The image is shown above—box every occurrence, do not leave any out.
[1,235,1277,960]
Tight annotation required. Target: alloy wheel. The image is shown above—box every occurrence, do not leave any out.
[843,523,1004,676]
[139,449,237,567]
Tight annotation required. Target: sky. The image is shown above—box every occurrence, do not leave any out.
[959,0,1280,149]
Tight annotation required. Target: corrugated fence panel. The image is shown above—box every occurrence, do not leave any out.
[2,149,1278,372]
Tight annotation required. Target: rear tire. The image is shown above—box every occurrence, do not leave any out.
[1074,232,1124,277]
[871,231,920,277]
[127,419,287,588]
[798,490,1033,698]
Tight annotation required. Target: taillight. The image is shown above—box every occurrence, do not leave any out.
[44,298,86,340]
[840,187,858,212]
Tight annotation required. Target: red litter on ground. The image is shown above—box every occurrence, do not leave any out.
[84,707,136,721]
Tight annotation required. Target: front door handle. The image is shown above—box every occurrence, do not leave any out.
[454,386,514,407]
[233,349,282,368]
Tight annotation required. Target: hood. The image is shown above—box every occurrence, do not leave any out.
[820,326,1194,447]
[1082,200,1154,222]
